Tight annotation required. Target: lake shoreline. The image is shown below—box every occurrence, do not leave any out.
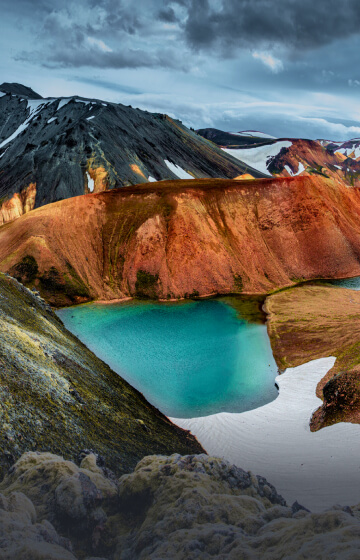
[171,356,360,512]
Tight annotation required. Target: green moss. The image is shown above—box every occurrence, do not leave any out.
[0,272,204,480]
[135,270,159,299]
[11,255,38,283]
[233,274,243,292]
[306,165,329,178]
[190,290,200,298]
[39,264,90,303]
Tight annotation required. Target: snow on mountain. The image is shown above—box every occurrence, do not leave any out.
[231,130,277,139]
[224,141,292,175]
[164,160,194,179]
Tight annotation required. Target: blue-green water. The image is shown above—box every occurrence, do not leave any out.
[328,276,360,290]
[58,299,278,418]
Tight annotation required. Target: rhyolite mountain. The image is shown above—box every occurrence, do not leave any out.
[0,83,266,225]
[0,271,203,480]
[2,175,360,306]
[198,127,360,186]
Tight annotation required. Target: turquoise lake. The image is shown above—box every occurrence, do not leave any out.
[58,299,278,418]
[328,276,360,290]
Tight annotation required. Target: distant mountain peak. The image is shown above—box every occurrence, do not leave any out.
[0,82,42,99]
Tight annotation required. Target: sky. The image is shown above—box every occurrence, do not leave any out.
[2,0,360,140]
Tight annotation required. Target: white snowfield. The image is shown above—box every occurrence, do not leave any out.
[148,176,157,182]
[336,144,360,159]
[172,357,360,512]
[224,140,292,175]
[164,160,194,180]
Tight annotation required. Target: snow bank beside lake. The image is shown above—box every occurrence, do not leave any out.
[172,357,360,511]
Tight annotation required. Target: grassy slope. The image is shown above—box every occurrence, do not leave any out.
[265,284,360,429]
[0,273,204,479]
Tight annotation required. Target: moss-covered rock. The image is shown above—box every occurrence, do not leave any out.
[0,272,203,481]
[2,451,360,560]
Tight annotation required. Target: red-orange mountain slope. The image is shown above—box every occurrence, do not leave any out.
[1,176,360,305]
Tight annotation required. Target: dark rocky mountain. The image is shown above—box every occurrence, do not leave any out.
[0,84,266,224]
[197,127,276,148]
[0,82,43,99]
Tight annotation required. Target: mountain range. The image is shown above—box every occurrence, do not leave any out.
[198,127,360,186]
[0,83,265,225]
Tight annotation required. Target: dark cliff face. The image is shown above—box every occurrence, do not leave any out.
[0,88,266,220]
[0,272,204,480]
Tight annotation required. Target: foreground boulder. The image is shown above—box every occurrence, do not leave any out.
[0,272,203,480]
[1,451,360,559]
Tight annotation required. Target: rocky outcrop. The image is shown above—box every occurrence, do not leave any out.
[1,450,359,559]
[265,284,360,429]
[0,272,203,481]
[2,176,360,305]
[0,182,36,225]
[0,88,266,224]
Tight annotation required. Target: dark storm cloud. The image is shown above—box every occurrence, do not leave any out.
[183,0,360,53]
[17,47,189,70]
[13,0,189,71]
[158,7,178,23]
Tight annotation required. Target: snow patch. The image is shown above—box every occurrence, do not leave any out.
[57,98,72,111]
[148,176,157,182]
[231,130,277,139]
[0,147,9,159]
[75,99,90,106]
[224,141,292,175]
[47,117,57,124]
[172,357,360,512]
[86,172,95,192]
[86,115,95,120]
[284,162,305,176]
[164,160,194,180]
[0,99,50,148]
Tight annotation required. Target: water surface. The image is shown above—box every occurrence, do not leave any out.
[58,299,278,418]
[328,276,360,290]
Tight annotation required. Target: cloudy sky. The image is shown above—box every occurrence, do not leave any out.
[2,0,360,139]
